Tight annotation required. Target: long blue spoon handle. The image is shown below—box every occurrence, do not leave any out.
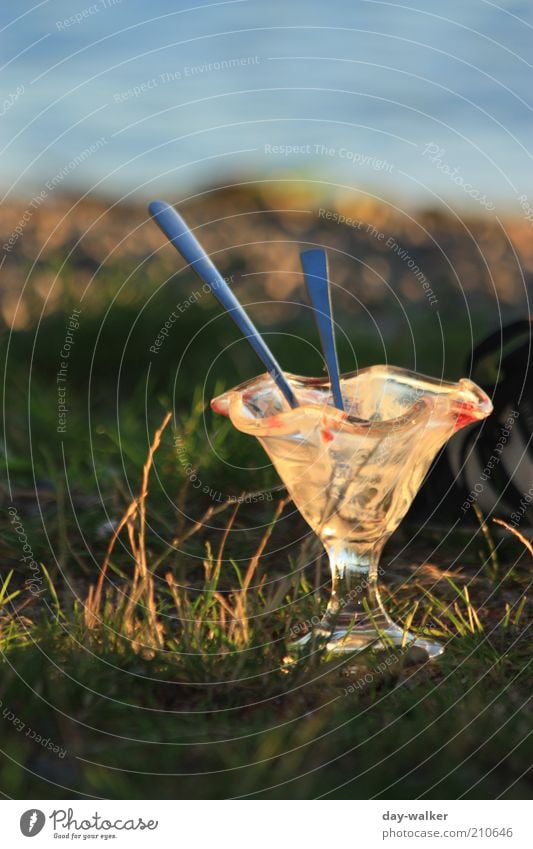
[149,200,298,408]
[300,249,344,411]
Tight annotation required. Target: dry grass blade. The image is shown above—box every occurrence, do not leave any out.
[242,496,289,593]
[150,499,234,572]
[493,517,533,559]
[228,496,289,644]
[86,411,172,636]
[474,503,499,577]
[165,496,290,648]
[217,502,240,569]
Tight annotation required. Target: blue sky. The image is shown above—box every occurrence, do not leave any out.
[2,0,532,212]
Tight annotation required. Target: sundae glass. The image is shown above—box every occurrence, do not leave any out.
[148,200,493,660]
[212,365,492,657]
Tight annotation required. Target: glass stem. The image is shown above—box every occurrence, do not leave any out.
[322,538,391,631]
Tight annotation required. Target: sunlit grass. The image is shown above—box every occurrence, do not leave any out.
[1,307,531,799]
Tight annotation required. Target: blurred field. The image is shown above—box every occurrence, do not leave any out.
[0,185,531,799]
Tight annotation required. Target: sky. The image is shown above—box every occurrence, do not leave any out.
[1,0,533,214]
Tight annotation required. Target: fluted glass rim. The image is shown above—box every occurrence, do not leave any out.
[211,364,493,437]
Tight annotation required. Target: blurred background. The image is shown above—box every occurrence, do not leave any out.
[2,1,532,339]
[2,0,533,492]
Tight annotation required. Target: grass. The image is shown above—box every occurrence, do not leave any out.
[0,221,531,798]
[1,392,531,799]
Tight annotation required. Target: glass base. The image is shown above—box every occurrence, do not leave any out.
[286,540,445,663]
[289,618,443,660]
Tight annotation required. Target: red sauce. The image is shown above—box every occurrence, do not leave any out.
[453,402,479,431]
[210,398,226,415]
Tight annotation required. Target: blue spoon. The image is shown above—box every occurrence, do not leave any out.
[148,201,298,409]
[300,249,344,411]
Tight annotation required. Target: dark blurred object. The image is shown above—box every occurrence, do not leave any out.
[412,319,533,529]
